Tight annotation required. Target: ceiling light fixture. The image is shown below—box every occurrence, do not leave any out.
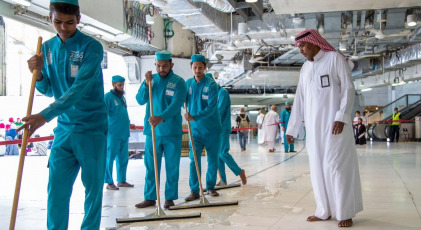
[238,22,248,35]
[407,14,417,27]
[245,0,257,3]
[361,88,372,92]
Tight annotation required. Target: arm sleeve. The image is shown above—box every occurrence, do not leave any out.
[218,90,230,119]
[104,94,115,113]
[40,41,104,122]
[246,115,250,122]
[280,111,285,127]
[156,78,187,121]
[286,71,305,138]
[35,45,53,97]
[333,54,355,125]
[136,80,149,106]
[191,81,218,121]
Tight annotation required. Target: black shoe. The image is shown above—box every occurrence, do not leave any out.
[164,200,175,209]
[135,200,156,208]
[290,150,297,153]
[185,192,200,202]
[207,189,219,197]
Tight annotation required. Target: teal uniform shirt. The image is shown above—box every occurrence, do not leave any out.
[281,109,292,128]
[185,76,222,136]
[136,70,187,137]
[36,29,107,133]
[105,90,130,140]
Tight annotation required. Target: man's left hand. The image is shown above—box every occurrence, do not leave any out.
[16,114,47,137]
[148,116,163,127]
[332,121,345,135]
[129,124,136,130]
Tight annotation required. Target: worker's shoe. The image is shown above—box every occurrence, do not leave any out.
[207,189,219,197]
[184,192,200,202]
[164,200,175,209]
[135,200,156,208]
[117,182,134,188]
[106,184,119,190]
[290,150,297,153]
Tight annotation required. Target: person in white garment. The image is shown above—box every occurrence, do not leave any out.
[263,105,279,152]
[353,111,361,141]
[256,109,266,145]
[286,29,363,228]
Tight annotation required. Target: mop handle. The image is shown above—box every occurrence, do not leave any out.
[184,102,205,197]
[10,36,42,230]
[148,80,161,208]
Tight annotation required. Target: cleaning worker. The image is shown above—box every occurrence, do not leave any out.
[21,0,108,229]
[280,101,296,153]
[184,54,222,201]
[104,75,135,190]
[135,50,187,209]
[205,73,247,186]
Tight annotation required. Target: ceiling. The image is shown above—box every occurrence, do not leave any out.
[2,0,421,106]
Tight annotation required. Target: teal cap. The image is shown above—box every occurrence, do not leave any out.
[191,54,206,63]
[112,75,125,83]
[155,50,172,61]
[285,101,291,105]
[51,0,79,6]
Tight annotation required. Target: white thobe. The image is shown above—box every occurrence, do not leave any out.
[256,114,266,144]
[286,50,363,221]
[263,110,279,149]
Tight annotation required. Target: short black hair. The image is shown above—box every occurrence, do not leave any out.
[190,62,206,67]
[156,59,172,64]
[50,3,80,17]
[356,111,360,114]
[358,118,363,121]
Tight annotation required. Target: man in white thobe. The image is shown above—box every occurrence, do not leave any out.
[286,29,363,228]
[256,109,266,145]
[263,105,279,152]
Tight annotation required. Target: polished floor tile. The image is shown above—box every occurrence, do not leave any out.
[1,136,421,229]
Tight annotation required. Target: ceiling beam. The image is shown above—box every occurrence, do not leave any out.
[226,0,248,21]
[249,0,263,21]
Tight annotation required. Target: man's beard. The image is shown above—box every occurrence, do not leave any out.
[286,107,291,111]
[113,88,125,97]
[158,68,172,78]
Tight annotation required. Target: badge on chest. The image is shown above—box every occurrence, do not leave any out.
[320,75,330,88]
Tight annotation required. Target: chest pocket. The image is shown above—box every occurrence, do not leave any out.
[201,86,210,102]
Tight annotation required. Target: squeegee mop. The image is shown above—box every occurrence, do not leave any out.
[169,103,239,210]
[116,81,201,223]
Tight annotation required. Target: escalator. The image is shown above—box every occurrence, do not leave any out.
[367,94,421,141]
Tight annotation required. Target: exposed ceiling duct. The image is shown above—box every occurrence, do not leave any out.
[192,0,235,13]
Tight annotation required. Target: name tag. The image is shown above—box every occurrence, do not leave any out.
[202,95,208,100]
[320,75,330,88]
[166,89,174,96]
[71,65,79,78]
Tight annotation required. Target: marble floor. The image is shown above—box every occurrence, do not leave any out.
[1,136,421,229]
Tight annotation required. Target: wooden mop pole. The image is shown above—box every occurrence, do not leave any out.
[10,36,42,230]
[184,103,206,199]
[148,80,162,214]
